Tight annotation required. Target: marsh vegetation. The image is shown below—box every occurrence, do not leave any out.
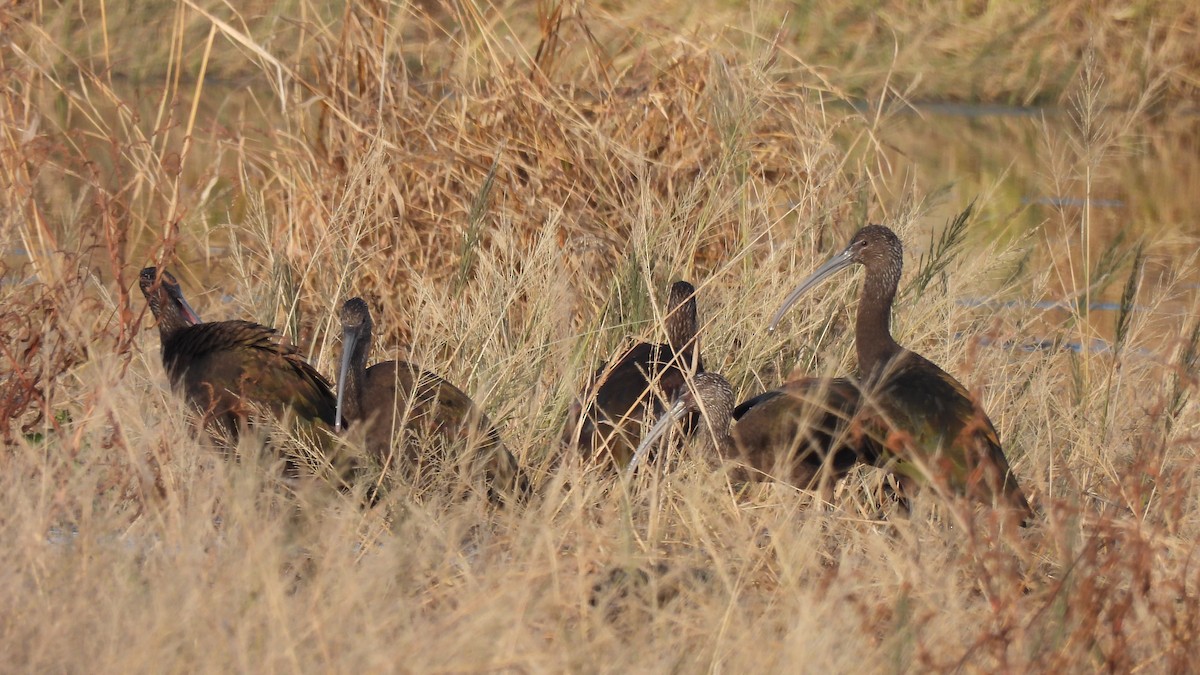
[2,1,1199,671]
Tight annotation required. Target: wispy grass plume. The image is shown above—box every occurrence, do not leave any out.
[905,199,974,298]
[0,2,1197,673]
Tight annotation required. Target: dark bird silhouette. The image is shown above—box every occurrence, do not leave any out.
[628,372,882,492]
[767,225,1033,521]
[139,267,338,440]
[335,297,526,500]
[563,281,704,467]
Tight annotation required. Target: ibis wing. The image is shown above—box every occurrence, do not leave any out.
[732,390,784,420]
[731,377,880,486]
[867,355,1029,514]
[570,340,699,463]
[163,320,337,428]
[363,361,524,499]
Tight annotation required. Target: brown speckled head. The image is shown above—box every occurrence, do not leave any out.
[627,372,735,473]
[678,372,735,439]
[769,225,903,331]
[845,225,902,283]
[139,267,201,340]
[767,225,905,372]
[339,297,373,345]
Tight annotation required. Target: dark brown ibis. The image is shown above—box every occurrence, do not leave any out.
[767,225,1033,521]
[563,281,704,467]
[138,267,338,439]
[335,297,526,500]
[628,372,882,491]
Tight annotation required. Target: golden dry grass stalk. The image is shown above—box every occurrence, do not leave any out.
[1,1,1199,672]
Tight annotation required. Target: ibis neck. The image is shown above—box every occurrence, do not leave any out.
[156,307,192,345]
[341,364,364,423]
[667,306,699,369]
[856,267,902,380]
[697,402,734,456]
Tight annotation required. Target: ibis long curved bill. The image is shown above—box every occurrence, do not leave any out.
[626,398,689,476]
[768,247,856,332]
[334,327,357,433]
[176,294,202,325]
[147,267,203,325]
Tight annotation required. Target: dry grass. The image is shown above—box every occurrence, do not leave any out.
[3,1,1200,672]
